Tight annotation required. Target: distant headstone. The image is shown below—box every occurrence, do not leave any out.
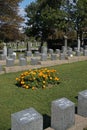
[55,49,60,54]
[51,54,57,60]
[34,51,40,56]
[0,54,6,60]
[51,97,75,130]
[3,43,7,56]
[48,49,53,54]
[75,50,81,56]
[59,53,65,60]
[30,57,40,65]
[11,107,43,130]
[7,48,13,56]
[6,58,14,67]
[41,53,47,61]
[83,50,87,56]
[18,54,25,59]
[19,58,27,66]
[78,90,87,117]
[41,46,47,54]
[26,51,32,57]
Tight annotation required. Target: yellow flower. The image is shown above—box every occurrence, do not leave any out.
[42,85,46,89]
[55,77,59,81]
[50,77,52,80]
[16,78,19,81]
[32,87,35,90]
[21,81,25,85]
[26,85,29,89]
[43,81,45,84]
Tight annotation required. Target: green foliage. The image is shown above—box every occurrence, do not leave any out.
[0,0,24,42]
[25,0,87,42]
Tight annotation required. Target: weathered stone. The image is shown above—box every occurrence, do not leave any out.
[51,97,75,130]
[11,107,43,130]
[78,90,87,117]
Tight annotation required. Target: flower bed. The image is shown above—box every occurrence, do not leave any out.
[16,68,60,90]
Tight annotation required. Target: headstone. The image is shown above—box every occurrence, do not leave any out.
[48,49,53,54]
[51,97,75,130]
[84,45,87,50]
[6,58,14,67]
[77,36,80,51]
[0,54,6,60]
[59,53,65,60]
[64,35,68,52]
[18,54,25,59]
[7,48,13,56]
[9,54,16,60]
[78,90,87,117]
[67,50,73,56]
[41,46,47,54]
[83,50,87,56]
[55,49,60,54]
[75,50,81,56]
[51,54,57,60]
[34,51,40,56]
[30,57,40,65]
[3,43,7,56]
[19,58,27,66]
[41,53,47,61]
[26,51,32,57]
[11,107,43,130]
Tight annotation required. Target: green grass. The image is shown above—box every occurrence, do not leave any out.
[0,61,87,130]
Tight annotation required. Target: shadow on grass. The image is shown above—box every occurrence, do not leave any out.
[43,114,51,129]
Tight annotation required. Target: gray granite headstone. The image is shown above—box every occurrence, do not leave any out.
[83,50,87,56]
[55,49,60,54]
[84,45,87,50]
[30,57,40,65]
[18,54,25,59]
[51,97,75,130]
[34,51,40,56]
[41,46,47,54]
[26,51,32,57]
[48,49,53,54]
[0,54,6,60]
[59,53,65,60]
[19,58,27,66]
[7,48,13,56]
[51,54,57,60]
[75,50,81,56]
[11,107,43,130]
[78,90,87,117]
[6,58,14,67]
[9,54,16,60]
[41,53,47,61]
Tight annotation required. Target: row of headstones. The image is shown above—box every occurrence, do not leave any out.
[1,46,87,68]
[11,89,87,130]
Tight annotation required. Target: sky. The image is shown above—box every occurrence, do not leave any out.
[19,0,36,27]
[19,0,35,9]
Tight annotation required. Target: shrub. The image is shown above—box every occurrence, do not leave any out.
[16,68,60,90]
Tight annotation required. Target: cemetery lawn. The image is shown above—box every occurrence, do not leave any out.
[0,61,87,130]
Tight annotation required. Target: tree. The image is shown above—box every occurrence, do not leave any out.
[0,0,24,42]
[62,0,87,41]
[25,0,87,48]
[25,0,67,42]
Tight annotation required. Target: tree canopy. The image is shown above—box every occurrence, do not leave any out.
[25,0,87,42]
[0,0,24,42]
